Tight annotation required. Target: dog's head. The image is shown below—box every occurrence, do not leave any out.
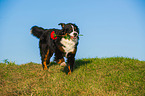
[58,23,79,39]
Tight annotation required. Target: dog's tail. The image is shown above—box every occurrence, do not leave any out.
[30,26,46,38]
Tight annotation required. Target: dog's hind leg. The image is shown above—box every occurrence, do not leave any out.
[43,49,50,70]
[40,49,53,70]
[46,51,53,65]
[42,49,54,70]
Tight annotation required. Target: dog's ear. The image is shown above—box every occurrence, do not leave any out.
[58,23,65,28]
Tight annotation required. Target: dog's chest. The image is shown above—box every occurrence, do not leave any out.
[60,38,77,55]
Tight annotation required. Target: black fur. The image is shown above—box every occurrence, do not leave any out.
[31,23,79,74]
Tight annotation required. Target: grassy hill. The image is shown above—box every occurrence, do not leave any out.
[0,57,145,96]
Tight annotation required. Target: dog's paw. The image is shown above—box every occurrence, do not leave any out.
[68,71,71,75]
[60,62,66,67]
[43,66,48,70]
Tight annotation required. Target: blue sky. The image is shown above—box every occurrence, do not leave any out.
[0,0,145,64]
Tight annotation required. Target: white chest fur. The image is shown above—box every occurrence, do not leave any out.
[60,38,77,57]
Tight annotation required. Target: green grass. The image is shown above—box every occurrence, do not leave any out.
[0,57,145,96]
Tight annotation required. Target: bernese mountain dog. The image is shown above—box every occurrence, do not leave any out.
[31,23,79,75]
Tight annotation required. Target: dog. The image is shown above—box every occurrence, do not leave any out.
[31,23,79,75]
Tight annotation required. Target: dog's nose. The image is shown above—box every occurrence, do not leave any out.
[73,33,78,37]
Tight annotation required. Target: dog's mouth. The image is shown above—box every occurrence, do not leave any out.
[70,36,78,39]
[69,32,78,40]
[63,32,78,40]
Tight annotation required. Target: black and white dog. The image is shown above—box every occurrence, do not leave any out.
[31,23,79,74]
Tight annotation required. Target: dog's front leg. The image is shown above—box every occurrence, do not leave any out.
[67,53,75,75]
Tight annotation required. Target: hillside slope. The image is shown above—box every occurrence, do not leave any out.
[0,57,145,95]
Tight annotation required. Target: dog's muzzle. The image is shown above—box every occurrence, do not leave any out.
[70,31,78,39]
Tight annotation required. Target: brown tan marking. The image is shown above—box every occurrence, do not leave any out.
[71,48,77,54]
[68,65,71,75]
[58,45,65,52]
[57,58,65,64]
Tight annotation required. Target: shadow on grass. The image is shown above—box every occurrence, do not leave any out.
[62,59,93,75]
